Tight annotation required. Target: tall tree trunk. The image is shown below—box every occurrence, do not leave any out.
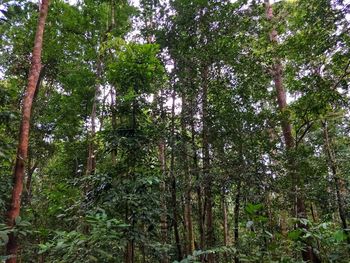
[159,141,169,263]
[222,192,229,247]
[109,0,117,165]
[125,240,135,263]
[6,1,50,262]
[322,121,349,243]
[221,189,229,263]
[181,95,195,256]
[181,194,189,257]
[264,1,320,262]
[86,59,102,175]
[201,66,214,263]
[233,180,241,263]
[185,171,195,256]
[190,108,205,254]
[124,204,135,263]
[110,0,115,28]
[157,92,169,263]
[170,89,182,260]
[110,86,117,165]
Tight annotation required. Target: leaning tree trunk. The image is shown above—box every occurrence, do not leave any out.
[264,1,320,262]
[6,1,50,262]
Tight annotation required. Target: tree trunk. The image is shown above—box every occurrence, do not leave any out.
[170,89,182,260]
[124,203,135,263]
[221,190,229,262]
[264,1,320,262]
[201,66,214,263]
[233,180,241,263]
[110,86,117,165]
[181,95,195,256]
[189,101,206,255]
[158,108,169,263]
[159,142,169,263]
[6,1,50,262]
[222,192,229,247]
[322,121,349,243]
[24,160,38,204]
[86,59,102,176]
[190,98,205,253]
[125,240,135,263]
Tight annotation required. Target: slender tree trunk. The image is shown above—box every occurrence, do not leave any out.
[109,0,117,165]
[322,121,349,243]
[6,1,50,262]
[189,99,205,253]
[185,177,195,255]
[24,161,38,204]
[159,143,169,263]
[181,95,195,256]
[181,194,189,257]
[86,59,102,175]
[264,1,320,262]
[124,203,135,263]
[310,203,318,223]
[110,0,115,28]
[221,189,229,262]
[201,66,214,263]
[222,192,229,247]
[233,180,241,263]
[170,89,182,260]
[125,240,135,263]
[158,96,169,263]
[110,86,117,165]
[186,187,194,254]
[158,141,169,258]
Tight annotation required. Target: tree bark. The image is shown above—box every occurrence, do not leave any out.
[6,1,50,262]
[264,1,320,262]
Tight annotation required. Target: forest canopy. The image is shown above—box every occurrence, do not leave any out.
[0,0,350,262]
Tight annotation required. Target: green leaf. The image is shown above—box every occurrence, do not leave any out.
[334,230,346,242]
[288,229,302,240]
[245,203,263,215]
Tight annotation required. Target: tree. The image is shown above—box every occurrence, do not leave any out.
[6,1,50,262]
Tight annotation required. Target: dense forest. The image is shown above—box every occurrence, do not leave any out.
[0,0,350,262]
